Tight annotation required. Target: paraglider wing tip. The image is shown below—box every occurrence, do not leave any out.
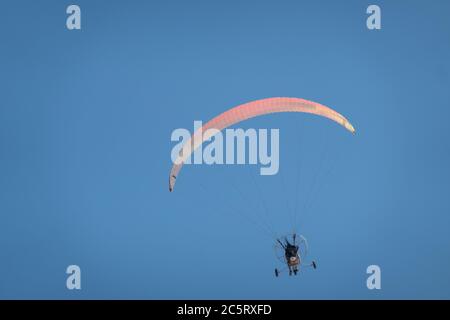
[169,175,176,192]
[344,121,356,134]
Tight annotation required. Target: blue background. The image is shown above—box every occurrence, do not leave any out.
[1,0,450,299]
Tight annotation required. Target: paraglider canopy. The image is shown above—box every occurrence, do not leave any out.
[169,97,355,191]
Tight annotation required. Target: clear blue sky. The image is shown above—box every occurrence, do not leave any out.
[1,0,450,299]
